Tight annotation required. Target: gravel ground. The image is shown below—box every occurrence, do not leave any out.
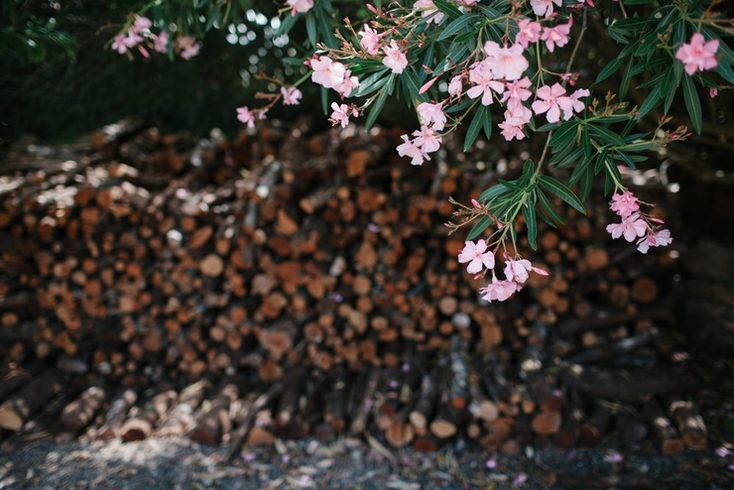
[1,437,732,489]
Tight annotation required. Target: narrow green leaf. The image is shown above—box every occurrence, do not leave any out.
[352,69,390,97]
[582,127,591,160]
[466,216,491,241]
[523,202,538,250]
[463,107,484,152]
[549,121,579,147]
[365,78,393,130]
[437,14,480,41]
[482,106,492,140]
[682,75,702,134]
[635,83,662,120]
[588,124,627,146]
[433,0,463,19]
[536,190,564,226]
[478,183,511,203]
[537,176,586,214]
[596,56,625,83]
[305,14,317,47]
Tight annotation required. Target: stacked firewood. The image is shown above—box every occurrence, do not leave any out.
[0,118,707,456]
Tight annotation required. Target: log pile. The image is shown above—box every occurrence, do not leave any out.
[0,118,708,456]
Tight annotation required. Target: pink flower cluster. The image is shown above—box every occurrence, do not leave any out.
[458,240,548,302]
[675,33,719,76]
[396,102,445,166]
[605,190,672,253]
[310,56,359,98]
[286,0,314,16]
[111,16,198,60]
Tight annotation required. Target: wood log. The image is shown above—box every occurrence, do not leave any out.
[120,388,176,442]
[0,366,31,402]
[669,400,707,450]
[190,380,240,445]
[643,398,683,455]
[0,372,62,430]
[55,386,106,440]
[155,380,211,436]
[97,389,137,440]
[576,404,611,447]
[227,381,283,462]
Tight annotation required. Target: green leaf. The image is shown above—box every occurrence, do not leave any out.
[466,216,492,241]
[596,56,625,83]
[537,176,586,214]
[352,69,390,97]
[365,77,394,130]
[635,83,663,120]
[588,124,627,146]
[580,166,594,201]
[481,106,492,140]
[582,127,592,159]
[523,202,538,250]
[549,121,579,147]
[438,14,481,41]
[716,61,734,84]
[305,14,317,47]
[682,75,702,134]
[433,0,463,19]
[478,183,511,203]
[463,107,485,152]
[536,190,564,226]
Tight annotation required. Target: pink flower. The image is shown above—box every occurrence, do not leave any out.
[504,259,548,284]
[531,0,562,18]
[606,213,648,242]
[359,25,381,56]
[382,41,408,74]
[176,36,200,59]
[499,105,532,141]
[675,33,719,76]
[483,42,529,81]
[335,74,359,98]
[467,61,505,106]
[532,83,567,123]
[457,0,478,6]
[412,126,442,153]
[123,30,144,48]
[311,56,347,89]
[237,106,256,128]
[458,240,495,274]
[448,75,464,97]
[280,86,302,105]
[710,88,719,98]
[480,277,520,302]
[637,229,672,253]
[557,88,590,119]
[609,190,640,218]
[414,0,445,24]
[133,17,152,32]
[397,135,428,166]
[112,34,128,54]
[153,31,169,53]
[515,19,542,49]
[286,0,314,16]
[501,77,532,110]
[541,21,572,53]
[417,102,447,131]
[329,102,358,128]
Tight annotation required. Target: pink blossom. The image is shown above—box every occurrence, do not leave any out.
[123,30,144,48]
[382,41,408,74]
[504,259,548,284]
[609,190,640,218]
[557,88,590,119]
[448,75,464,97]
[457,0,478,6]
[310,56,348,90]
[237,106,256,128]
[335,74,359,98]
[176,36,200,59]
[467,61,505,106]
[133,17,152,32]
[397,135,428,166]
[515,19,542,49]
[531,0,562,18]
[280,86,302,105]
[153,31,169,53]
[606,213,648,242]
[417,102,447,131]
[412,126,442,153]
[329,102,358,128]
[480,277,520,303]
[541,21,572,53]
[675,33,719,76]
[112,34,128,54]
[710,88,719,98]
[501,77,533,110]
[414,0,445,24]
[637,229,672,253]
[499,105,532,141]
[483,42,529,81]
[458,240,495,274]
[359,25,382,56]
[286,0,314,16]
[532,83,567,123]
